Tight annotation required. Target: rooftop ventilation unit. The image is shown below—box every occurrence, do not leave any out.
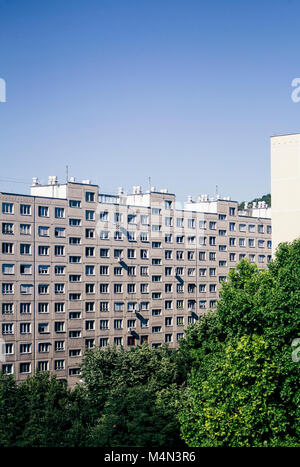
[82,179,91,184]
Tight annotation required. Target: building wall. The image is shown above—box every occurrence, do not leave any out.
[271,133,300,254]
[0,182,272,385]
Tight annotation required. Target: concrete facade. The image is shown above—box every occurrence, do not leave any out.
[271,133,300,254]
[1,178,272,384]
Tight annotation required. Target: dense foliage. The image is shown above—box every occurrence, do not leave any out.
[0,239,299,447]
[238,193,271,210]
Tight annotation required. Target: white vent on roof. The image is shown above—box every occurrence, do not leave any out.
[32,177,39,186]
[70,177,75,182]
[82,179,91,184]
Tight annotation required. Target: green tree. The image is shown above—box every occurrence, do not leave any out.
[178,240,300,447]
[179,335,299,447]
[87,383,183,447]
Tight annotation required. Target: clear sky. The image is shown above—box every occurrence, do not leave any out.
[1,0,300,203]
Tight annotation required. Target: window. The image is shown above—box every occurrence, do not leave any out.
[229,253,236,262]
[99,211,109,221]
[152,208,161,215]
[152,242,161,249]
[114,231,123,241]
[100,284,109,294]
[20,303,31,314]
[85,302,95,312]
[69,199,81,208]
[258,225,264,234]
[85,247,95,257]
[55,207,65,218]
[127,284,136,294]
[229,207,235,216]
[55,266,65,275]
[141,215,149,225]
[2,223,14,235]
[20,264,32,275]
[239,224,246,232]
[38,303,49,314]
[20,323,31,334]
[2,203,13,214]
[99,265,109,275]
[54,227,65,238]
[38,226,49,237]
[165,200,172,209]
[38,284,49,295]
[209,221,216,230]
[85,228,95,238]
[20,204,31,215]
[38,323,49,334]
[114,284,123,294]
[69,255,81,263]
[55,341,65,351]
[140,232,149,242]
[248,224,255,233]
[55,284,65,294]
[69,237,81,246]
[86,210,95,221]
[100,320,109,330]
[100,302,109,312]
[55,322,65,333]
[54,245,65,256]
[69,293,81,301]
[2,323,13,335]
[38,246,49,256]
[69,218,81,227]
[140,266,149,276]
[2,303,13,314]
[2,243,13,254]
[2,283,13,295]
[85,320,95,331]
[85,192,95,202]
[199,236,206,246]
[114,319,122,330]
[128,249,136,259]
[55,360,65,370]
[248,238,255,248]
[114,302,124,312]
[20,344,31,354]
[20,363,31,374]
[100,248,109,258]
[38,206,49,217]
[38,265,49,275]
[2,264,14,275]
[20,244,31,255]
[128,214,136,224]
[127,231,135,242]
[114,212,122,223]
[99,338,109,348]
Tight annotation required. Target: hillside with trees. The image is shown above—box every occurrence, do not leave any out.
[238,193,271,210]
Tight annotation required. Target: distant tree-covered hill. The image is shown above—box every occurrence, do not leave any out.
[238,193,271,210]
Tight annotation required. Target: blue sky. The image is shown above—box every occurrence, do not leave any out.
[0,0,300,202]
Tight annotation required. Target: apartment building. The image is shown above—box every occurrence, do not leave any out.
[0,176,272,384]
[271,133,300,253]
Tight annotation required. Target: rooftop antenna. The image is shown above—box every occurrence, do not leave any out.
[148,176,151,192]
[66,165,69,183]
[216,185,219,197]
